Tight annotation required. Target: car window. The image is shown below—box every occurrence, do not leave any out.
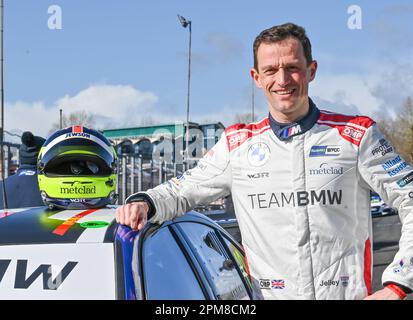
[142,226,205,300]
[177,222,250,300]
[221,236,253,293]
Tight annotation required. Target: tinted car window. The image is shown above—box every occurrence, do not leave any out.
[177,222,250,300]
[143,226,205,300]
[222,236,253,292]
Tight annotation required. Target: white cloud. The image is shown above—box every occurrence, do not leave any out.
[310,73,382,117]
[56,84,159,128]
[5,100,51,140]
[5,70,402,143]
[5,84,159,139]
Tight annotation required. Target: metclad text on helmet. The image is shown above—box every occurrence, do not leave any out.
[247,189,342,209]
[60,185,96,194]
[65,132,91,138]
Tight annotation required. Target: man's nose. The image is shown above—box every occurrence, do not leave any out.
[276,68,290,87]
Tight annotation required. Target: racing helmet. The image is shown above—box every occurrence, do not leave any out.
[37,126,118,209]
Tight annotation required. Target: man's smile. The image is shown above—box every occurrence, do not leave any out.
[272,88,296,96]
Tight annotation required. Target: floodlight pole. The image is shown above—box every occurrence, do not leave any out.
[0,0,8,209]
[177,15,192,166]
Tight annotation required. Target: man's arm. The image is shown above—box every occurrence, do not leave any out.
[116,132,232,229]
[358,123,413,299]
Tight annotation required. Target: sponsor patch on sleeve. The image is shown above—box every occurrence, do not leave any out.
[397,171,413,187]
[371,138,393,158]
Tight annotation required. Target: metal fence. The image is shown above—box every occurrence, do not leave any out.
[0,142,20,179]
[0,146,232,215]
[116,155,198,204]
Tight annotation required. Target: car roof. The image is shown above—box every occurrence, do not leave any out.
[0,206,118,246]
[0,205,228,246]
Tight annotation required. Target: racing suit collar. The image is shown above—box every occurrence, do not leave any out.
[18,164,37,171]
[268,98,320,141]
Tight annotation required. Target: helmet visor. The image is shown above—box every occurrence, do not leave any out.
[39,138,116,176]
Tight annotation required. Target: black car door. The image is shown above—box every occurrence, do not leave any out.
[140,220,252,300]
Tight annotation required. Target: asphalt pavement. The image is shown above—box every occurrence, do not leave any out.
[372,212,412,299]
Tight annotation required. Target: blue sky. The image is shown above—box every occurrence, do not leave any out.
[4,0,413,138]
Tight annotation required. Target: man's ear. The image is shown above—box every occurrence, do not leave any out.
[308,60,318,82]
[250,68,263,88]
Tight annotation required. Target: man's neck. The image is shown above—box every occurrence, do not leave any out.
[269,100,310,124]
[267,98,320,141]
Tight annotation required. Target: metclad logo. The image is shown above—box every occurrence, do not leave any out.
[371,138,393,157]
[60,182,96,195]
[247,189,342,209]
[309,163,343,176]
[309,146,341,157]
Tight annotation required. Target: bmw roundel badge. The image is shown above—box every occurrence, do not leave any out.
[247,142,271,167]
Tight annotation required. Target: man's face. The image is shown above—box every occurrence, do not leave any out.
[251,38,317,122]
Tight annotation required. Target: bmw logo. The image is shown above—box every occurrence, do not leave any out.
[248,142,270,167]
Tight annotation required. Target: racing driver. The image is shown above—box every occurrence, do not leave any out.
[116,23,413,300]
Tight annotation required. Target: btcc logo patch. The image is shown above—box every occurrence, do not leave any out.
[309,145,341,157]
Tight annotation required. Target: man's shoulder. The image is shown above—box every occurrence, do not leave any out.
[317,109,375,146]
[317,109,375,129]
[224,117,270,135]
[223,117,270,152]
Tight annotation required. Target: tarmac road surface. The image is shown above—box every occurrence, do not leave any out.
[372,213,412,300]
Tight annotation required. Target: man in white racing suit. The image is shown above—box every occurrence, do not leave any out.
[116,23,413,300]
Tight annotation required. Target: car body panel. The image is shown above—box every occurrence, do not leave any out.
[0,206,117,245]
[0,206,251,300]
[0,243,116,299]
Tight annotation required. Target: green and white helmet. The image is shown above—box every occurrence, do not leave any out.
[37,126,118,210]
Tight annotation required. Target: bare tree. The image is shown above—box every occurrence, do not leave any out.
[49,111,96,134]
[377,97,413,164]
[233,112,258,124]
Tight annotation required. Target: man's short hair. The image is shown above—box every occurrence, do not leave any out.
[253,22,313,70]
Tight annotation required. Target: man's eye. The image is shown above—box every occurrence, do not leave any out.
[287,67,299,72]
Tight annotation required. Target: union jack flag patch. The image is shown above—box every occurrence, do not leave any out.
[271,279,285,289]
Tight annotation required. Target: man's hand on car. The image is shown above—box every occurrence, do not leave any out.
[116,201,149,231]
[363,287,402,300]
